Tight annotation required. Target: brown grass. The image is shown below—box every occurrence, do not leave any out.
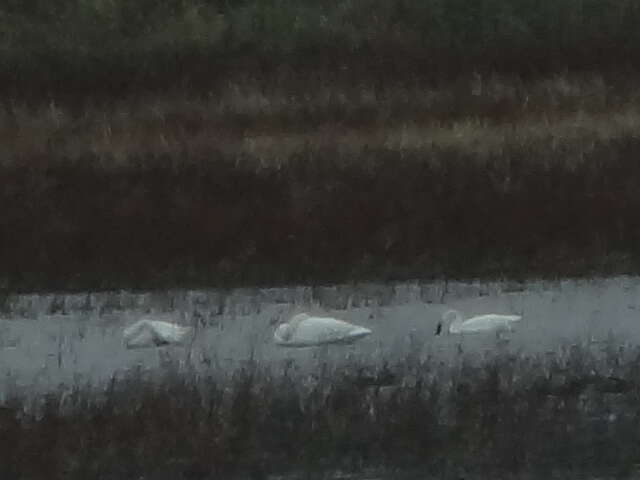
[2,73,639,167]
[2,73,640,290]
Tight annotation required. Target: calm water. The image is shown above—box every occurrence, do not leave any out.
[1,276,639,396]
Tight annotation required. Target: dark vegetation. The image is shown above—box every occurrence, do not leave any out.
[2,342,640,479]
[3,0,640,291]
[3,0,640,99]
[3,133,640,291]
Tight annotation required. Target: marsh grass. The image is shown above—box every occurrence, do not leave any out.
[2,73,640,291]
[2,73,640,162]
[2,340,640,479]
[3,132,640,291]
[4,0,640,99]
[3,69,640,292]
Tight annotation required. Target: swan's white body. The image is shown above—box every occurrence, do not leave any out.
[440,309,522,335]
[274,313,372,347]
[123,318,193,349]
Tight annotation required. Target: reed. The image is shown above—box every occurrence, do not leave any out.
[1,340,639,479]
[3,131,640,291]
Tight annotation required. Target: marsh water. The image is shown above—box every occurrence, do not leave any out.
[0,276,639,398]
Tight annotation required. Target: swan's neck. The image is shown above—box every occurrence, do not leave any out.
[275,324,292,342]
[448,311,464,333]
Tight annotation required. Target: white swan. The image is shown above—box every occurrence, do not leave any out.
[123,318,193,349]
[435,309,521,337]
[274,313,372,347]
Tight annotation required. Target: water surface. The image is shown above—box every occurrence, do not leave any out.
[0,276,638,395]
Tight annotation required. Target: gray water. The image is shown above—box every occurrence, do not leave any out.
[0,276,639,397]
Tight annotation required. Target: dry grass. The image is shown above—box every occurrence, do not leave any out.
[2,73,640,290]
[9,110,640,166]
[2,73,639,166]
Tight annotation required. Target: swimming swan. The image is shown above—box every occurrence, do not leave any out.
[435,309,522,337]
[274,313,372,347]
[123,318,193,349]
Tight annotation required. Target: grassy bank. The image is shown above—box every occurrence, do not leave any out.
[3,71,640,291]
[3,103,640,290]
[3,0,640,99]
[0,75,640,290]
[1,341,639,479]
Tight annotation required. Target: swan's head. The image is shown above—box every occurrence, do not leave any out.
[274,323,294,343]
[438,309,463,334]
[274,312,311,341]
